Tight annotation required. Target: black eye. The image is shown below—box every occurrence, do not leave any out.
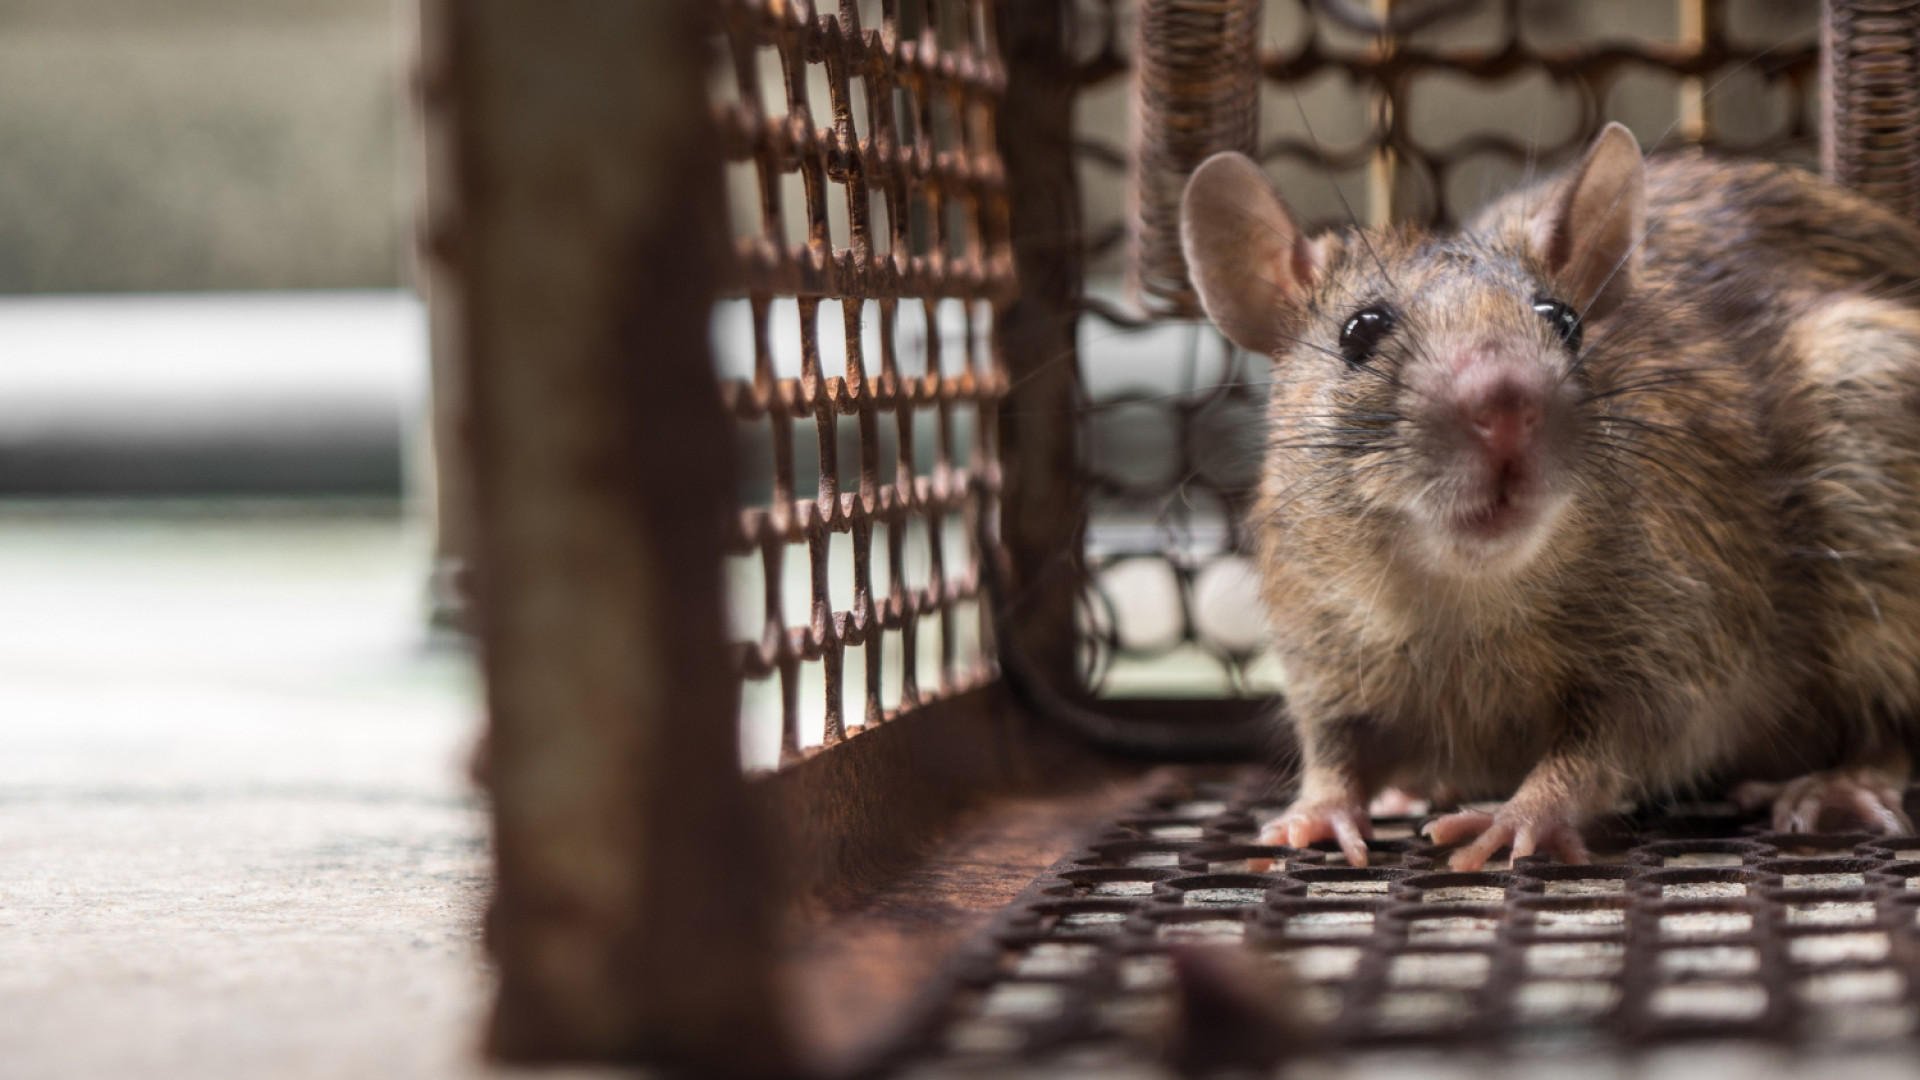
[1532,298,1582,352]
[1339,305,1397,365]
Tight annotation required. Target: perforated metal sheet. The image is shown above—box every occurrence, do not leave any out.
[897,770,1920,1067]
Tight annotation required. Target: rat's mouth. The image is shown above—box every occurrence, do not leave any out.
[1454,493,1528,538]
[1412,472,1565,577]
[1447,461,1539,543]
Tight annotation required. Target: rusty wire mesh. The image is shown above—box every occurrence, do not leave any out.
[893,770,1920,1065]
[711,0,1015,768]
[1071,0,1821,700]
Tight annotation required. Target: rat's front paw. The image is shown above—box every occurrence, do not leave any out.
[1732,766,1913,834]
[1259,795,1373,866]
[1423,803,1590,871]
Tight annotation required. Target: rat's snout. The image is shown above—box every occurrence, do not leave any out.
[1443,351,1552,472]
[1410,346,1567,558]
[1465,378,1544,464]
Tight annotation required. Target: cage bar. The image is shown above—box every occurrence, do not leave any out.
[420,0,790,1069]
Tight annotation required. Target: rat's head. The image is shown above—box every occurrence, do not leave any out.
[1180,124,1646,579]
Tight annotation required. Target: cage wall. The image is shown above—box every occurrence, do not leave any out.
[711,0,1014,769]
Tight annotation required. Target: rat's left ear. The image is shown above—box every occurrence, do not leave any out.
[1531,122,1646,319]
[1181,152,1320,357]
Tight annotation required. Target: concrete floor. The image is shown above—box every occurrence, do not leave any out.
[0,505,503,1079]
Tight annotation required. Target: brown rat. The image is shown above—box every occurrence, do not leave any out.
[1180,123,1920,870]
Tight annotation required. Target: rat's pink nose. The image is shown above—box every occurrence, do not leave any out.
[1462,378,1543,462]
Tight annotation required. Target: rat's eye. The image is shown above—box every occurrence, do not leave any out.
[1531,298,1582,352]
[1339,305,1397,365]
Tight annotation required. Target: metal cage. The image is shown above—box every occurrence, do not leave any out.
[418,0,1920,1073]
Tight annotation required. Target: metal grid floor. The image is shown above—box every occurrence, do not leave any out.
[896,768,1920,1070]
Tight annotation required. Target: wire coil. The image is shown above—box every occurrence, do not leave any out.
[1129,0,1266,316]
[1825,0,1920,223]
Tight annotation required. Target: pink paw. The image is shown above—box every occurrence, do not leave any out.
[1422,804,1590,871]
[1258,796,1373,867]
[1732,767,1913,834]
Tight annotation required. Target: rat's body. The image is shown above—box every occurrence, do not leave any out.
[1180,126,1920,868]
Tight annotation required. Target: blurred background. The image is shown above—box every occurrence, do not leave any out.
[0,0,405,296]
[0,2,491,1076]
[0,0,420,497]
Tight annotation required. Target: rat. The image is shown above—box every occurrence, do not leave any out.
[1179,122,1920,871]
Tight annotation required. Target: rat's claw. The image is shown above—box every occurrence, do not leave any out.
[1854,788,1910,834]
[1425,806,1589,871]
[1742,767,1912,834]
[1260,799,1372,867]
[1785,789,1823,833]
[1421,810,1494,847]
[1518,820,1591,865]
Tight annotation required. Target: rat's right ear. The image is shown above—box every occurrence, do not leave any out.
[1181,152,1318,357]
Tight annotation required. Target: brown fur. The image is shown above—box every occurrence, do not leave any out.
[1187,133,1920,859]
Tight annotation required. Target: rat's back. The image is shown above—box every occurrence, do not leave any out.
[1633,155,1920,364]
[1654,156,1920,784]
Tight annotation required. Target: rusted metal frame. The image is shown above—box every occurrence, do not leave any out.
[1824,0,1920,223]
[967,2,1013,686]
[425,0,789,1070]
[413,7,474,634]
[783,0,845,756]
[880,10,922,708]
[930,0,995,694]
[994,0,1090,702]
[825,7,889,733]
[756,685,1157,1074]
[759,686,1094,906]
[911,0,955,710]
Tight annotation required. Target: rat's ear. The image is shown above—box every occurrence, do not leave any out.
[1181,152,1319,357]
[1532,122,1646,319]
